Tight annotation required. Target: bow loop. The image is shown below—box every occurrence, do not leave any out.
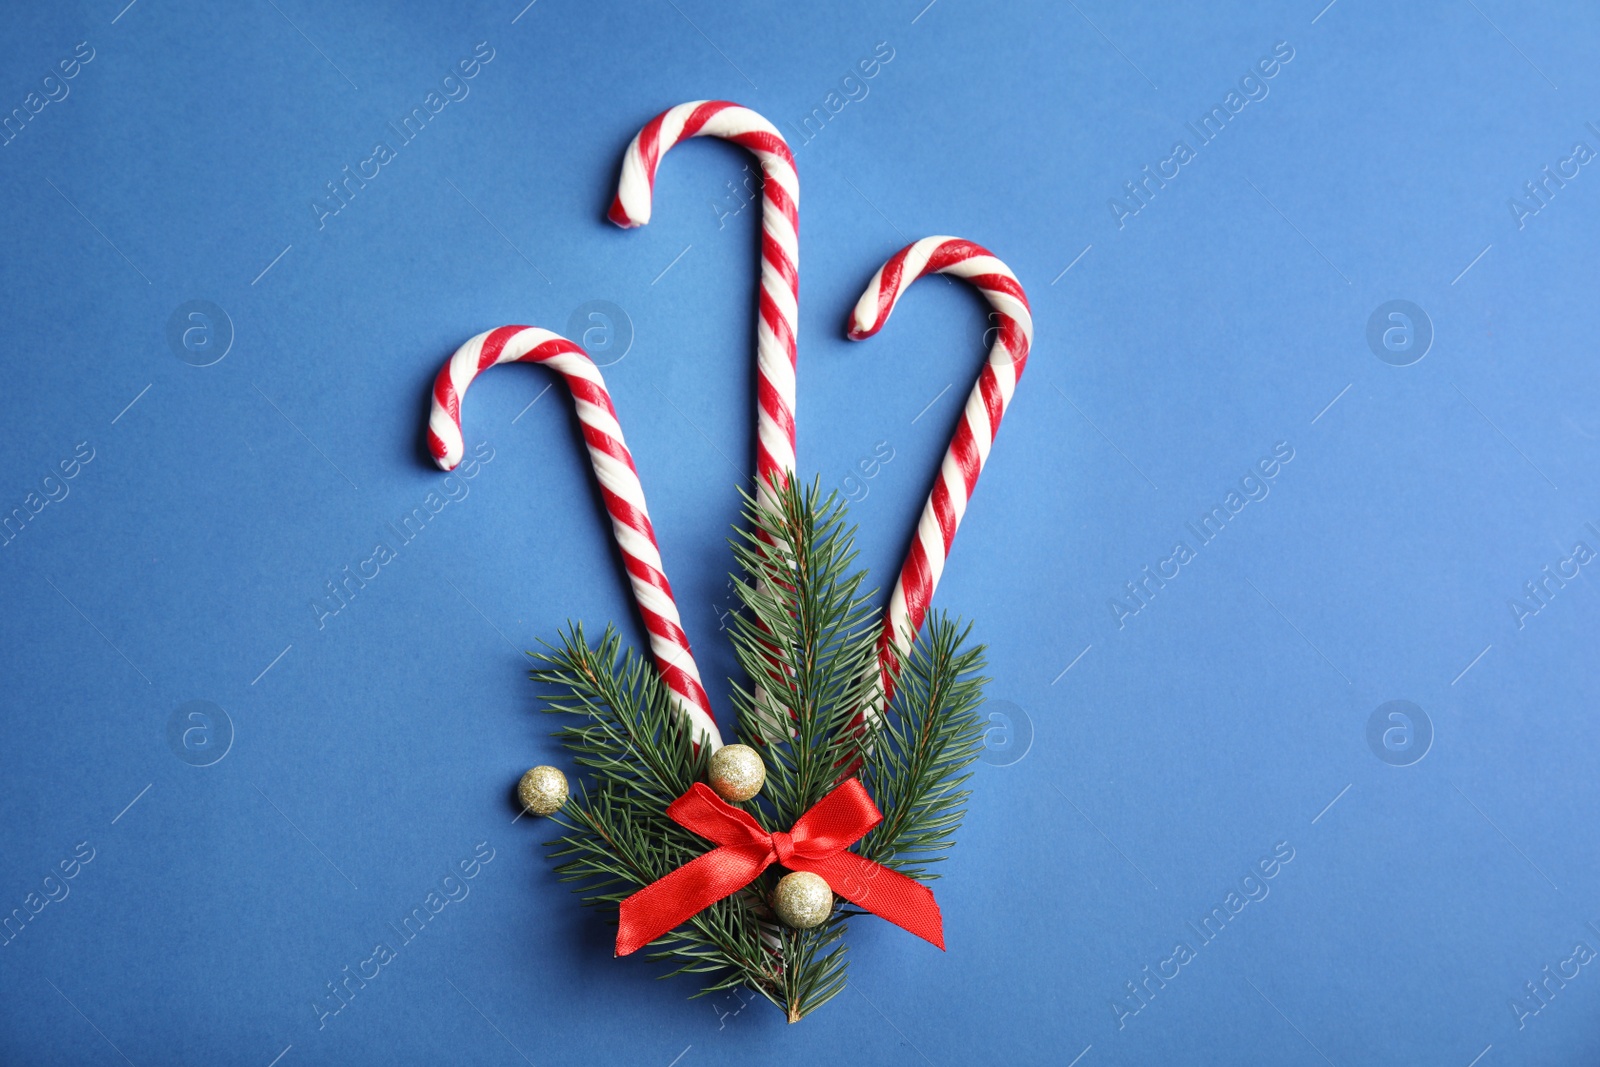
[787,777,883,858]
[666,783,767,847]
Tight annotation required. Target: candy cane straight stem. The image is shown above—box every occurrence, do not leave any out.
[427,325,723,749]
[609,100,799,508]
[848,237,1034,707]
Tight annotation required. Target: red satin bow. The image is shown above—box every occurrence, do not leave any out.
[615,777,945,956]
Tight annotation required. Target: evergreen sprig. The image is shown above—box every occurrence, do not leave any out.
[530,479,987,1022]
[857,616,987,880]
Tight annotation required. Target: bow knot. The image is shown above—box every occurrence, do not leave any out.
[615,777,945,956]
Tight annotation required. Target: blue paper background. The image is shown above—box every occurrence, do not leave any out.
[3,0,1599,1063]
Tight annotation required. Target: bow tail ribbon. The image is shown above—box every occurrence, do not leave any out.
[797,849,945,948]
[614,778,945,957]
[614,843,771,957]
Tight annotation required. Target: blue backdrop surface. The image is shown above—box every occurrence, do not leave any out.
[2,1,1598,1064]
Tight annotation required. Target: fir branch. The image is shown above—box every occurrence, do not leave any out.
[530,479,987,1021]
[857,615,987,878]
[724,484,882,827]
[530,623,705,811]
[533,632,786,1004]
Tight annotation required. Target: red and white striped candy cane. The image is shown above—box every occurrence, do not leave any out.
[427,325,723,749]
[848,237,1033,699]
[609,100,798,504]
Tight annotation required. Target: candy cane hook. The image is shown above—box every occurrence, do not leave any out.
[609,100,799,503]
[848,237,1034,698]
[427,325,724,749]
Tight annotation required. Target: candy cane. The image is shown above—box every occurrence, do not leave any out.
[848,237,1033,699]
[612,101,800,740]
[427,324,723,749]
[609,100,799,505]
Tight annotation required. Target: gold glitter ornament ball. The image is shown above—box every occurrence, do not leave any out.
[517,766,568,816]
[707,744,765,803]
[772,871,833,929]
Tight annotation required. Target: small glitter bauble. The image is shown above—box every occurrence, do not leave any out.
[772,871,833,929]
[707,744,765,803]
[517,766,568,816]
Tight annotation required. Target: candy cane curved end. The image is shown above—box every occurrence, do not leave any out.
[845,237,1035,693]
[424,325,724,749]
[608,99,800,504]
[847,236,1033,350]
[427,327,562,471]
[608,100,796,231]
